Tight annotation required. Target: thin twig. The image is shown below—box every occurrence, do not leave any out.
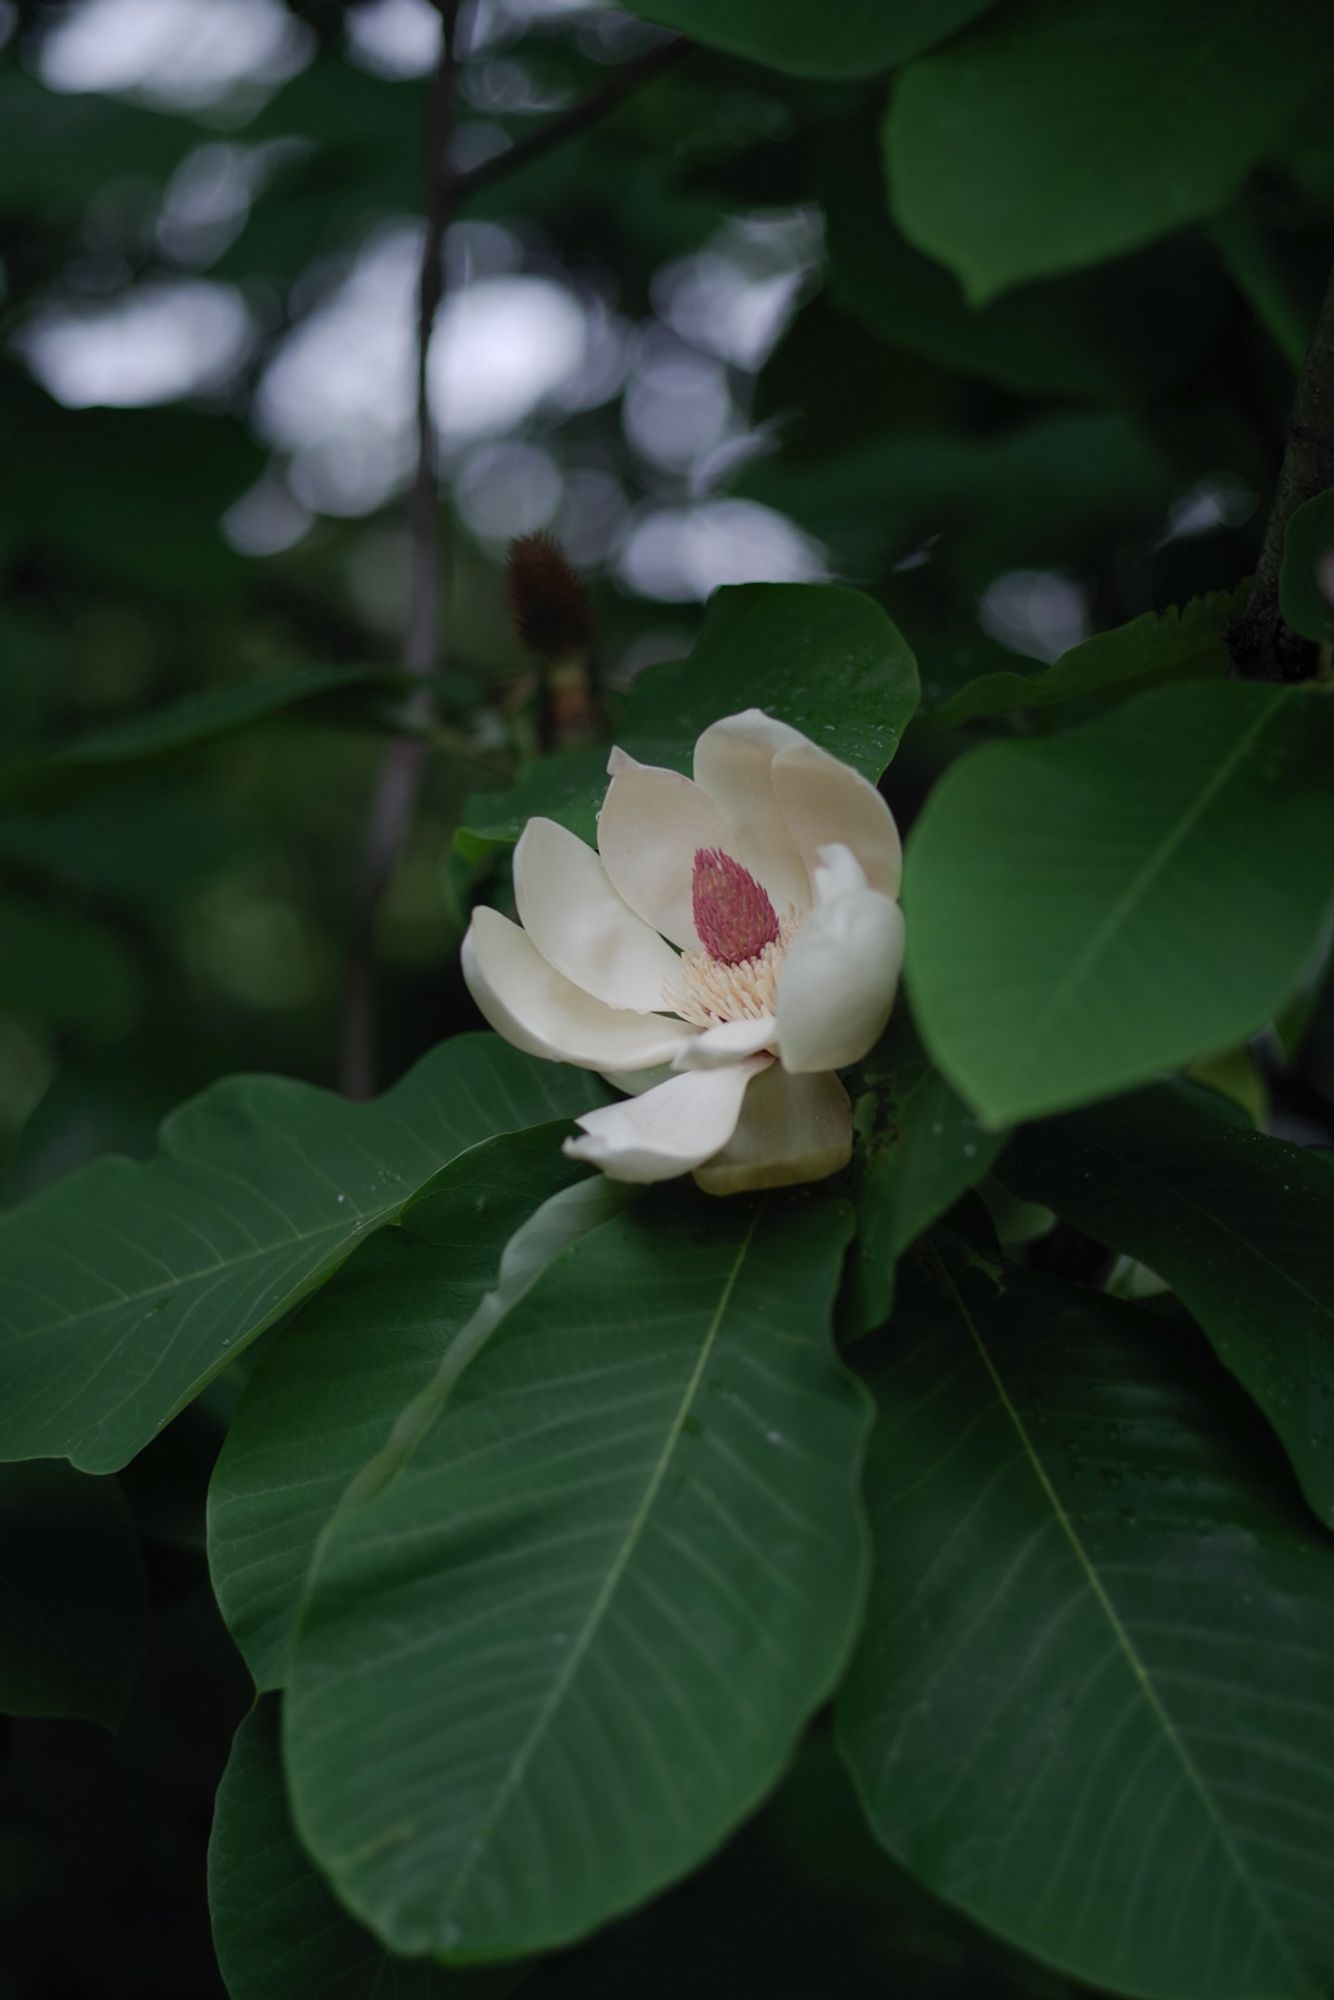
[341,0,463,1100]
[1229,256,1334,682]
[453,35,690,204]
[339,23,690,1098]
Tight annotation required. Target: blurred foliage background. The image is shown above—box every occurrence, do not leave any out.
[5,0,1331,1204]
[1,2,1332,1990]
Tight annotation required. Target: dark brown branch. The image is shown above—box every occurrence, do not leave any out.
[340,0,463,1101]
[1229,256,1334,682]
[453,36,690,203]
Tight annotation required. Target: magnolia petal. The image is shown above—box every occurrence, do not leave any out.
[596,748,729,950]
[810,841,868,903]
[776,886,905,1074]
[513,816,681,1012]
[693,1066,853,1197]
[672,1014,778,1071]
[693,709,812,914]
[563,1059,767,1183]
[772,742,902,899]
[462,907,696,1072]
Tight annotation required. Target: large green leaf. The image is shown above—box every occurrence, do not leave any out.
[209,1130,627,1690]
[839,1239,1334,2000]
[1280,489,1334,644]
[457,582,918,850]
[887,0,1330,300]
[823,118,1224,400]
[0,1460,147,1729]
[210,1700,516,1999]
[1004,1083,1334,1527]
[624,0,999,77]
[0,1036,608,1474]
[904,680,1334,1126]
[284,1189,868,1960]
[922,591,1238,729]
[0,666,390,806]
[844,1013,1001,1336]
[626,583,917,776]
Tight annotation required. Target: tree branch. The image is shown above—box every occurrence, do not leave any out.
[1229,256,1334,682]
[341,0,463,1101]
[452,35,690,205]
[339,23,690,1098]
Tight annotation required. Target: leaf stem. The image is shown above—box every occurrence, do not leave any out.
[1229,255,1334,682]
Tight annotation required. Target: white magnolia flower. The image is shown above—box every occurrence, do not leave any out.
[461,708,904,1194]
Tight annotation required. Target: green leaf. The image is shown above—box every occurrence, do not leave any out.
[210,1700,516,1999]
[209,1129,627,1690]
[284,1189,868,1960]
[0,1460,147,1728]
[839,1239,1334,2000]
[0,666,389,806]
[455,746,608,859]
[823,118,1225,400]
[0,1036,609,1474]
[1280,489,1334,643]
[904,680,1334,1126]
[623,0,999,77]
[457,582,917,850]
[1004,1082,1334,1527]
[844,1013,1002,1336]
[923,591,1239,729]
[887,0,1331,301]
[627,583,918,775]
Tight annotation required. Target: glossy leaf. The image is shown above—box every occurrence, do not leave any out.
[285,1189,868,1960]
[0,1036,609,1473]
[839,1239,1334,2000]
[904,680,1334,1126]
[457,582,918,849]
[923,591,1237,729]
[1280,489,1334,644]
[209,1130,627,1689]
[823,118,1224,400]
[845,1013,1001,1336]
[1005,1082,1334,1526]
[888,0,1330,301]
[624,0,999,77]
[0,1460,147,1728]
[209,1700,515,1999]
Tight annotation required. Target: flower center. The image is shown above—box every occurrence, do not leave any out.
[691,848,780,966]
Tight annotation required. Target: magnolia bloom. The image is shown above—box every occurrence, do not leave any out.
[462,708,904,1194]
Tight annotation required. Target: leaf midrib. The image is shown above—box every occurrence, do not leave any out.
[2,1212,382,1345]
[931,1248,1316,1998]
[1069,1124,1334,1330]
[436,1214,759,1931]
[1009,690,1282,1089]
